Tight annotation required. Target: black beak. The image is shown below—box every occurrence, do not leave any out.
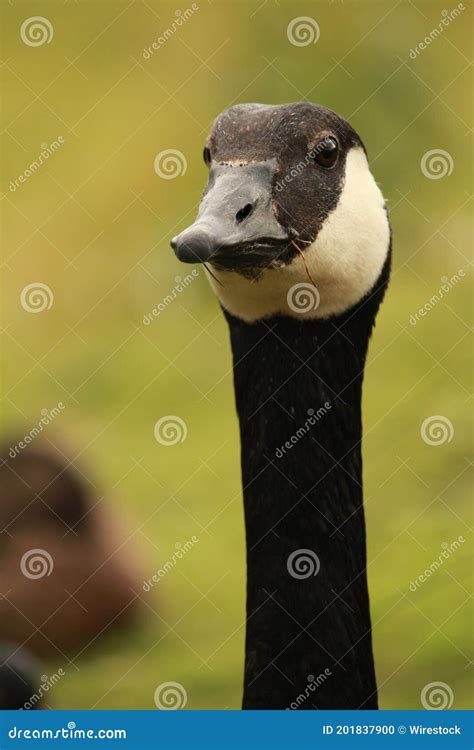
[171,160,294,269]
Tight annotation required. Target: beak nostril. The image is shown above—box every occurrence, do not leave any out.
[235,203,254,224]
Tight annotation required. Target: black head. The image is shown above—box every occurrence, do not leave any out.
[171,103,390,322]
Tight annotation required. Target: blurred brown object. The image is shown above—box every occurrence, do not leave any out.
[0,442,143,657]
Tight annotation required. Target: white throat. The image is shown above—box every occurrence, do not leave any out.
[206,147,390,322]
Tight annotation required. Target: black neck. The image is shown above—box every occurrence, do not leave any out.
[225,257,389,710]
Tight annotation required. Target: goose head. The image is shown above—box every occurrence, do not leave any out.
[171,103,390,322]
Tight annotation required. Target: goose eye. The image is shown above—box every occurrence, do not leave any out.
[312,136,338,168]
[203,146,212,167]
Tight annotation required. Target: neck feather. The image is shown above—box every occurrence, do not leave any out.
[225,257,389,709]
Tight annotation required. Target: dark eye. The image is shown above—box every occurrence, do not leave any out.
[312,136,339,168]
[203,146,211,167]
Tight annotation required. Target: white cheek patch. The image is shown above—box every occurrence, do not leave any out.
[206,147,390,322]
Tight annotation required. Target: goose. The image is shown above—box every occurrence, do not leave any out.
[171,103,391,709]
[0,443,142,655]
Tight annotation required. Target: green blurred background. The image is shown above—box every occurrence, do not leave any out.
[1,0,472,709]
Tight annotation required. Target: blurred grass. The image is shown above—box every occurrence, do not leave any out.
[1,0,472,709]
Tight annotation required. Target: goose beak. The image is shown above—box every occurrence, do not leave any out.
[171,160,293,269]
